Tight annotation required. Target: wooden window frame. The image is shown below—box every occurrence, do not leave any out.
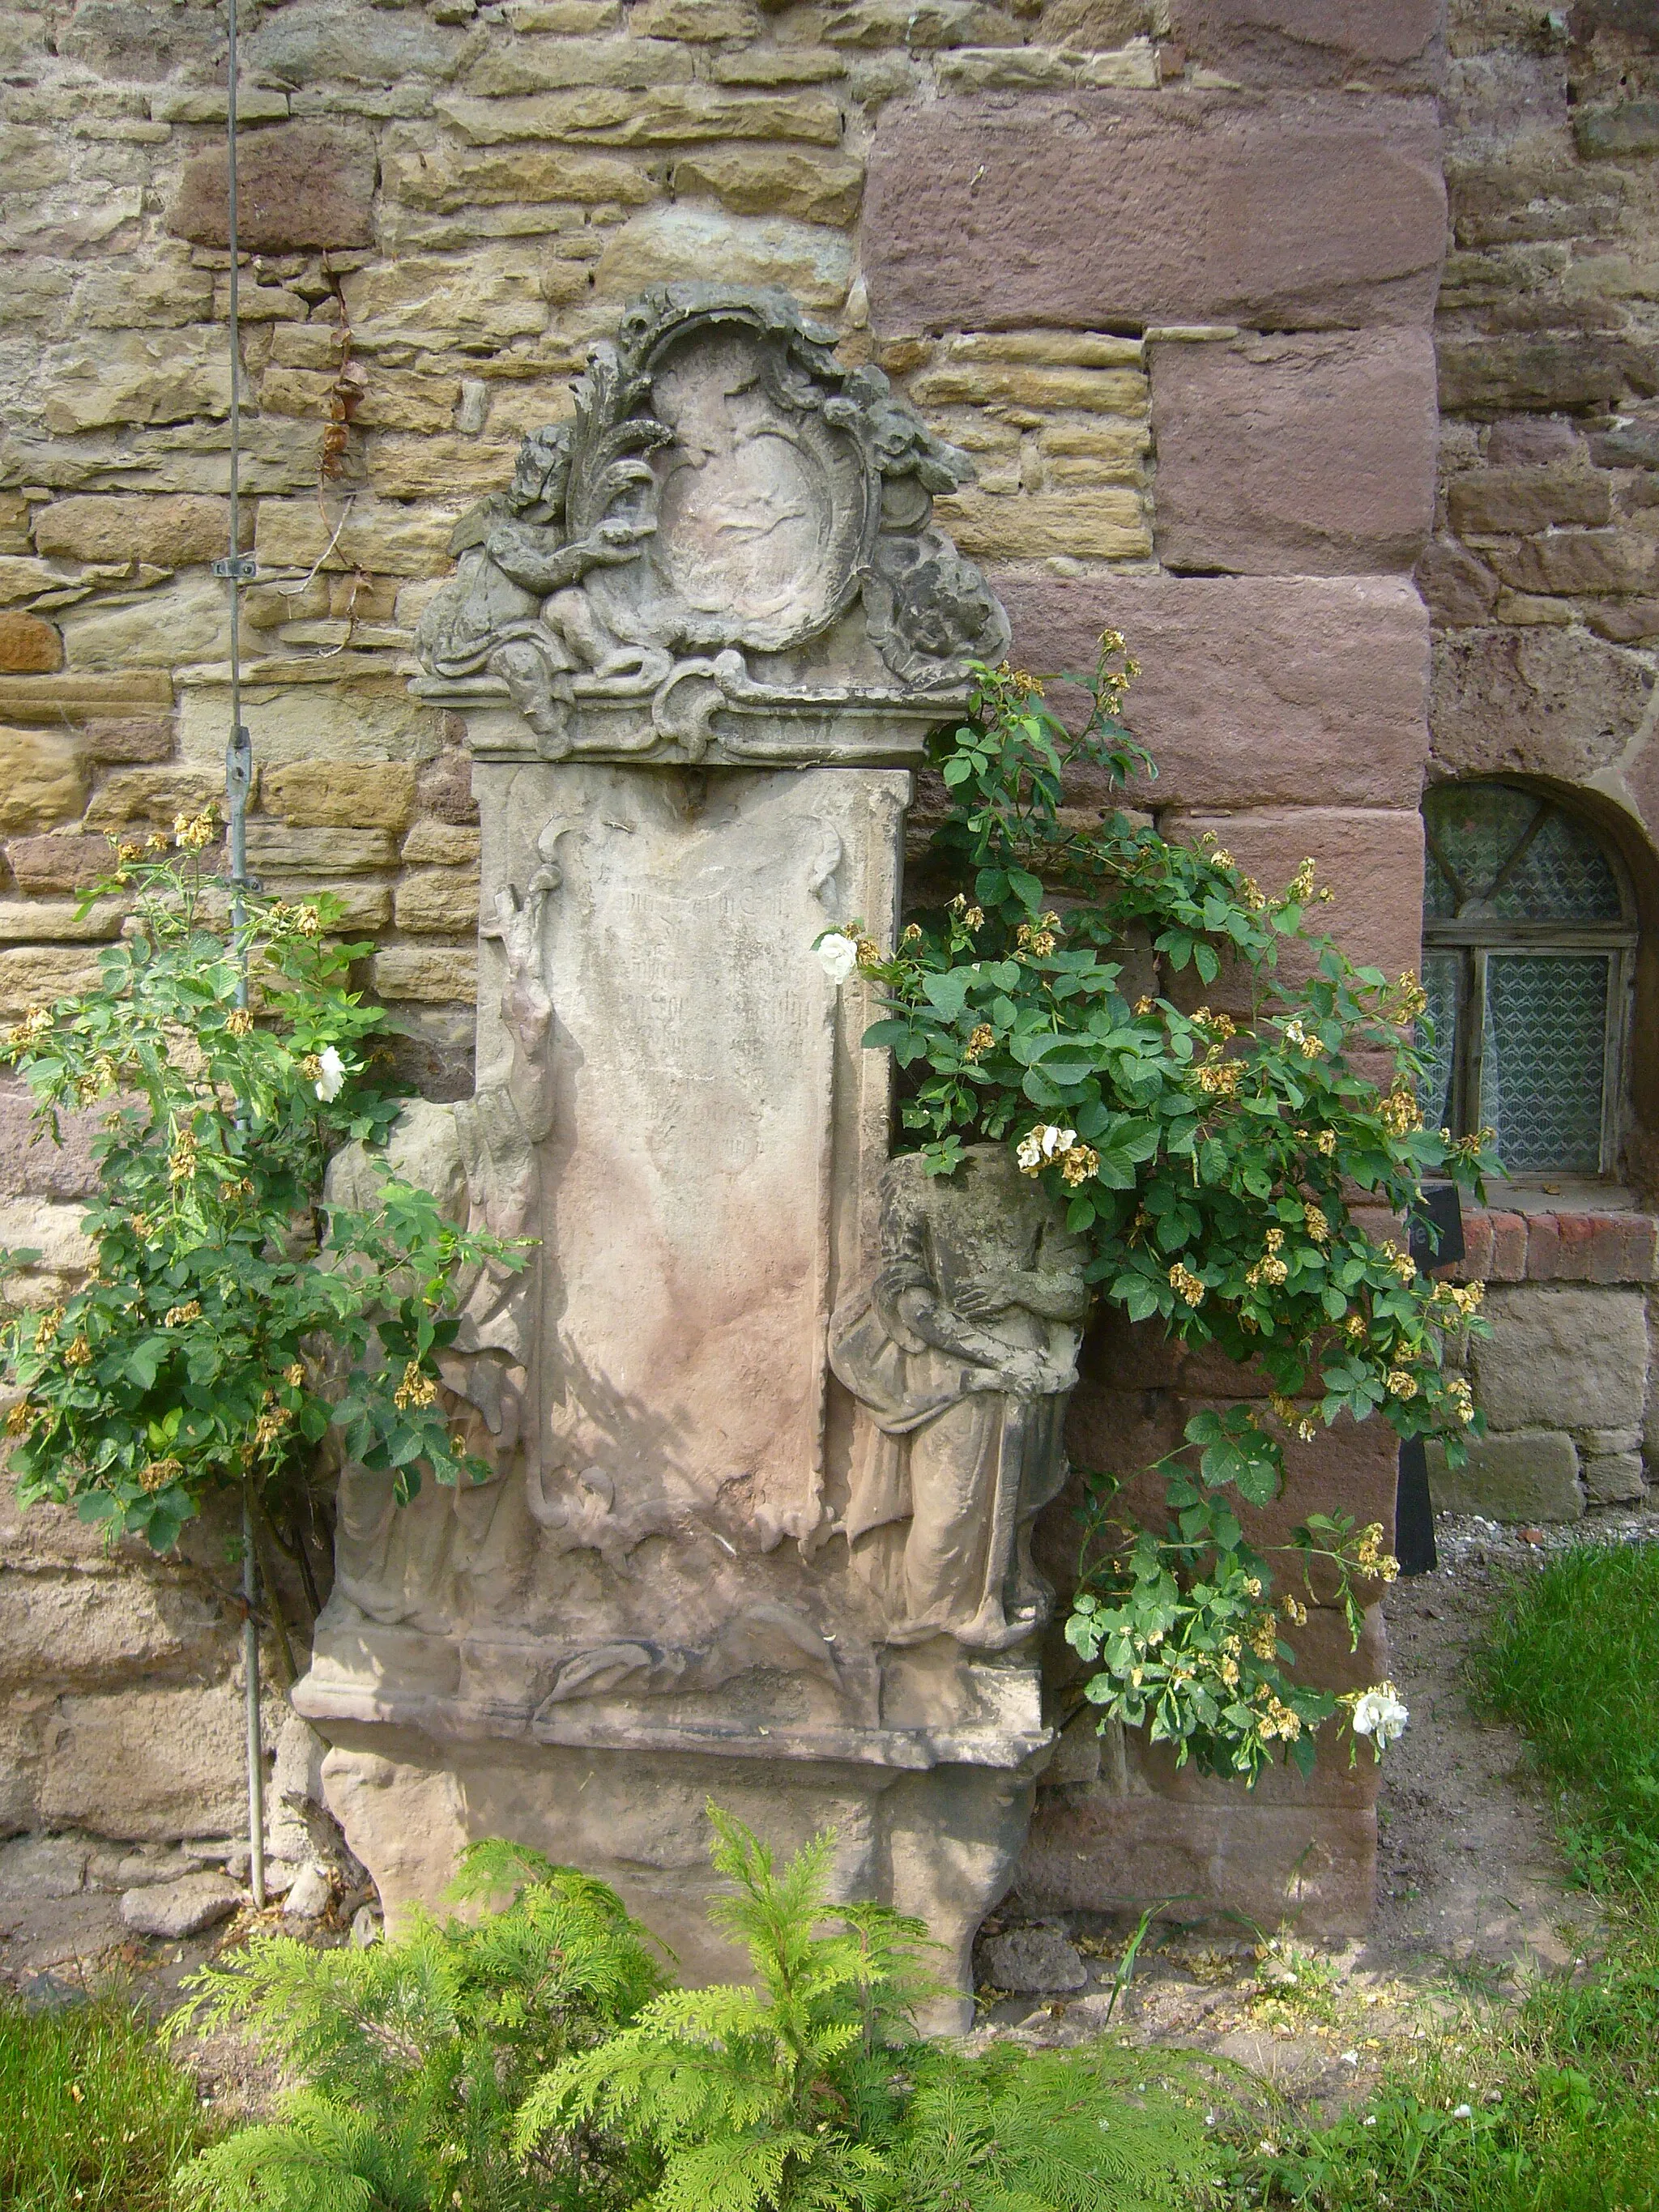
[1422,791,1637,1180]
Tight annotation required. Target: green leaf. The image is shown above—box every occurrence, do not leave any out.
[919,970,971,1022]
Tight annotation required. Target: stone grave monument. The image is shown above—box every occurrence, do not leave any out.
[292,287,1089,2014]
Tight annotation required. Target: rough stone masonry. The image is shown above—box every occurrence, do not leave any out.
[0,0,1656,1953]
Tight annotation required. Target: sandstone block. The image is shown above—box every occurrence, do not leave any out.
[37,1685,254,1841]
[1157,805,1424,982]
[1491,530,1657,598]
[119,1870,241,1938]
[372,946,478,1003]
[4,836,123,895]
[991,570,1430,810]
[932,488,1149,560]
[1167,0,1444,89]
[242,2,468,85]
[595,206,853,311]
[0,1834,88,1899]
[821,0,1024,44]
[0,729,87,834]
[713,45,847,82]
[264,762,418,832]
[434,87,844,147]
[172,124,376,256]
[978,1923,1086,1992]
[1584,1450,1645,1504]
[1017,1796,1375,1937]
[0,1196,96,1275]
[416,748,480,826]
[463,34,695,96]
[1431,627,1654,785]
[0,615,62,675]
[83,769,223,830]
[342,246,549,349]
[935,43,1161,92]
[0,1567,224,1690]
[382,142,655,211]
[1575,100,1659,160]
[1416,539,1500,627]
[61,577,229,671]
[402,820,482,864]
[1149,330,1436,575]
[0,946,104,1012]
[911,360,1146,411]
[863,92,1444,334]
[1590,422,1659,469]
[1426,1430,1583,1522]
[1584,599,1659,646]
[34,496,243,569]
[1472,1286,1648,1431]
[394,868,483,934]
[1447,468,1611,536]
[177,680,446,772]
[671,146,865,227]
[254,501,461,579]
[1438,335,1632,416]
[0,1081,101,1199]
[637,0,762,36]
[76,257,219,332]
[245,825,399,873]
[41,329,232,437]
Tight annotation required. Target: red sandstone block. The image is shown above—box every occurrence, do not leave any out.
[1149,330,1439,577]
[989,569,1431,813]
[864,92,1445,335]
[1158,807,1425,987]
[1168,0,1444,92]
[169,124,375,254]
[1017,1796,1377,1937]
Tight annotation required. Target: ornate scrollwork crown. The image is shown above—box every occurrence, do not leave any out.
[414,285,1011,762]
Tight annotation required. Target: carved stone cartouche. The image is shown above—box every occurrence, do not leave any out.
[413,286,1011,762]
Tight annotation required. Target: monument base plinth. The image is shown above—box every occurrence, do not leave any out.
[313,1720,1043,2030]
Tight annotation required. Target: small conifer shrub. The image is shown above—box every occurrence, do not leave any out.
[174,1812,1222,2212]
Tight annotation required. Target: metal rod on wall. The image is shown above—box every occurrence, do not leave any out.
[212,0,266,1916]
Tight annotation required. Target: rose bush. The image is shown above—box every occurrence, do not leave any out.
[819,640,1496,1782]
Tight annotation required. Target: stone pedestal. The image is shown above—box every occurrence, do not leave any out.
[294,287,1068,2022]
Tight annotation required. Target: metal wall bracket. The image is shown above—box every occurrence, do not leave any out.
[213,554,258,581]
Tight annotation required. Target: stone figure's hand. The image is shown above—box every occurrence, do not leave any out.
[574,516,657,569]
[991,1349,1051,1398]
[954,1273,1014,1321]
[873,1260,919,1311]
[493,883,552,1051]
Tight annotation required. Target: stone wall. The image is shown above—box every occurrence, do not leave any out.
[1410,0,1659,1526]
[0,0,1608,1937]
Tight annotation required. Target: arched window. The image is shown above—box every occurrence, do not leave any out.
[1421,782,1636,1178]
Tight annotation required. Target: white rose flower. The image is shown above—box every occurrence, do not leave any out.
[314,1045,347,1102]
[816,933,859,987]
[1350,1681,1410,1748]
[1017,1123,1078,1174]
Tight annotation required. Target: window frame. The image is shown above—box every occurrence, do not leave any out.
[1421,785,1638,1180]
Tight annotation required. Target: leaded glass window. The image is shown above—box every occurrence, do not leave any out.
[1420,783,1635,1177]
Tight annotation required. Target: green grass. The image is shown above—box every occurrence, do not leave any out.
[0,1991,207,2212]
[1478,1540,1659,1888]
[1227,1540,1659,2212]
